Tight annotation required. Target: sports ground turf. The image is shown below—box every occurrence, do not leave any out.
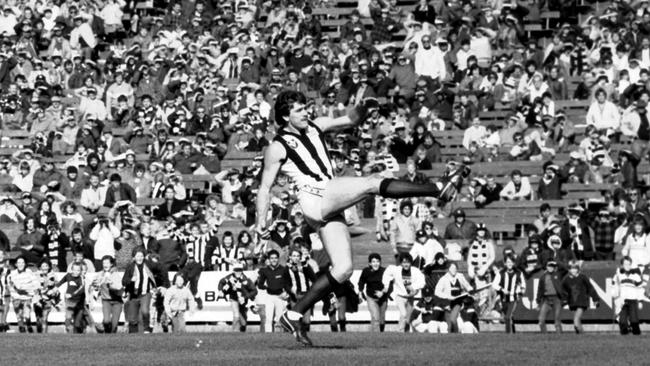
[1,332,647,366]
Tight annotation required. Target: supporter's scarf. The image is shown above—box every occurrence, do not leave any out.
[131,263,155,296]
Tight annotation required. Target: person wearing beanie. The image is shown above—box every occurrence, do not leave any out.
[518,234,544,278]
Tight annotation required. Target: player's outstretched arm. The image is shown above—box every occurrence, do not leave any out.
[255,142,285,235]
[314,98,380,132]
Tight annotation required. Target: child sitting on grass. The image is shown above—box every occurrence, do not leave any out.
[164,273,196,333]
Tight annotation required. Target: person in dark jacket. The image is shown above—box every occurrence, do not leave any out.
[155,185,186,220]
[518,235,544,278]
[122,248,166,333]
[537,163,564,200]
[358,253,388,332]
[218,263,258,332]
[257,250,291,333]
[104,173,137,208]
[540,234,576,277]
[443,209,477,240]
[536,261,567,333]
[561,260,599,334]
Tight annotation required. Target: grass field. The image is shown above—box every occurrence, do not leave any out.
[2,332,648,366]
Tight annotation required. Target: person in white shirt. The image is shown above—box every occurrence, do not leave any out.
[410,229,444,268]
[0,8,18,36]
[89,218,121,268]
[381,253,425,332]
[462,117,487,149]
[455,39,474,72]
[69,16,97,52]
[585,88,621,131]
[80,174,107,213]
[10,162,34,193]
[0,197,26,222]
[99,0,125,34]
[434,262,472,333]
[78,87,108,121]
[500,170,532,200]
[414,34,446,81]
[621,218,650,268]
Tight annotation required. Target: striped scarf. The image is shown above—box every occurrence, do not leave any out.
[288,265,309,294]
[131,263,155,297]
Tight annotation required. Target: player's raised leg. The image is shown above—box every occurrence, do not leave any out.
[280,217,352,346]
[320,175,451,221]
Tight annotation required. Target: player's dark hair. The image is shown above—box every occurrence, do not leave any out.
[274,90,307,126]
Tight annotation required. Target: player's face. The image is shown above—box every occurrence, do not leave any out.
[287,102,309,130]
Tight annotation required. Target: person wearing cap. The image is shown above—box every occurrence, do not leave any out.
[466,223,496,281]
[78,85,108,121]
[517,235,544,278]
[410,229,444,269]
[218,262,258,332]
[561,260,599,334]
[381,253,425,332]
[535,258,567,333]
[612,256,643,335]
[537,162,563,200]
[443,208,477,240]
[410,286,448,333]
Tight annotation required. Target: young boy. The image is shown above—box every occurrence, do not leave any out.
[535,260,566,333]
[56,263,86,333]
[613,256,643,335]
[561,260,599,334]
[492,254,526,333]
[164,273,196,333]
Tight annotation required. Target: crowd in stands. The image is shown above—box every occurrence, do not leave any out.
[0,0,648,335]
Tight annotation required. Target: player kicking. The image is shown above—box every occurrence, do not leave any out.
[256,91,467,346]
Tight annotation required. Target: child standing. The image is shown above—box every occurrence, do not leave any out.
[535,260,566,333]
[492,254,526,333]
[8,256,39,333]
[56,263,86,333]
[561,260,599,334]
[164,273,196,333]
[613,256,643,335]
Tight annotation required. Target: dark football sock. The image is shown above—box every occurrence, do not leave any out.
[292,272,340,315]
[379,179,440,199]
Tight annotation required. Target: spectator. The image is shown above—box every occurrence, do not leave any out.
[500,169,532,200]
[443,209,477,240]
[257,250,290,333]
[89,217,120,270]
[621,217,650,268]
[434,261,472,333]
[410,229,444,269]
[389,200,421,256]
[358,253,388,332]
[93,255,123,334]
[286,248,316,331]
[536,261,566,334]
[533,203,558,234]
[561,260,599,334]
[56,262,86,333]
[382,253,424,332]
[613,256,643,335]
[492,255,525,333]
[537,163,563,200]
[164,273,197,333]
[218,263,258,332]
